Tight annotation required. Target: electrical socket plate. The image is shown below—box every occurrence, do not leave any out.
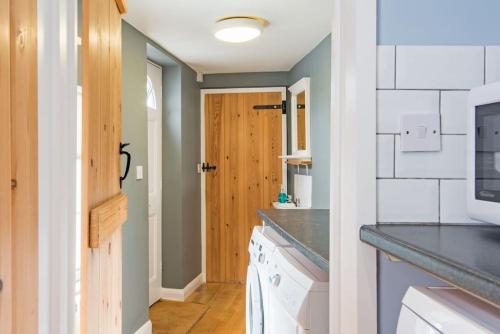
[400,113,441,152]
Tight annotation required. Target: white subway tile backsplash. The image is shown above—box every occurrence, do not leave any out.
[440,180,479,223]
[377,135,394,178]
[377,46,395,89]
[441,91,469,134]
[395,135,466,179]
[486,46,500,84]
[377,90,439,133]
[396,46,484,89]
[377,179,439,223]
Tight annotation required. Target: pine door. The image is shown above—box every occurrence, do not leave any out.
[205,91,284,283]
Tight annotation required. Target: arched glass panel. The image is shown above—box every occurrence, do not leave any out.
[147,75,157,110]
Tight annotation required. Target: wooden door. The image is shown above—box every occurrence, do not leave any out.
[0,0,38,332]
[205,92,284,283]
[81,0,127,333]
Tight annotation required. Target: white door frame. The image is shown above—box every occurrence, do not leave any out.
[329,0,378,333]
[200,87,287,279]
[38,0,78,333]
[147,61,163,306]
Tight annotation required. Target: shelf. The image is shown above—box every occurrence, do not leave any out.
[285,158,312,166]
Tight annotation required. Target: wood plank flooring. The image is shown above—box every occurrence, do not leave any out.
[150,283,246,334]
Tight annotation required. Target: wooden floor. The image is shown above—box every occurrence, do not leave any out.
[150,283,246,334]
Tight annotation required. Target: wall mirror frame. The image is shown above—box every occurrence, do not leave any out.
[289,77,311,157]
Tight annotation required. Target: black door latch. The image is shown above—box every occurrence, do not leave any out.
[201,162,217,172]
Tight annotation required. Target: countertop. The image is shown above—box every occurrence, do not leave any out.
[257,209,329,272]
[360,224,500,307]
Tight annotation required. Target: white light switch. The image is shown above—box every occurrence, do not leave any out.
[400,113,441,152]
[136,166,143,180]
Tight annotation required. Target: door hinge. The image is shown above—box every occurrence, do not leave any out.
[253,100,286,115]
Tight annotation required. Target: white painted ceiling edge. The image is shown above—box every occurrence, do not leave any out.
[124,0,333,74]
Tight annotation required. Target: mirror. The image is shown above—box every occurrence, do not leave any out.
[289,77,310,157]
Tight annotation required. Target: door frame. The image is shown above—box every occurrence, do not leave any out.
[147,60,163,305]
[200,87,287,279]
[38,0,78,332]
[329,0,378,333]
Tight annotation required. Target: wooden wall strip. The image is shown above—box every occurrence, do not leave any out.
[115,0,127,14]
[0,0,12,332]
[10,0,38,332]
[90,194,128,248]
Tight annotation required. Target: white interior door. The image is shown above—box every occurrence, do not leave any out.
[147,61,163,306]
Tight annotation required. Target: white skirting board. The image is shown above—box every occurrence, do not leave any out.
[161,273,206,302]
[134,320,152,334]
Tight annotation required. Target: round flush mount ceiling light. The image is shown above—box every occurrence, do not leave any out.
[214,17,266,43]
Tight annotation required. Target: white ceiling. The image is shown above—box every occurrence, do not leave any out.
[124,0,333,74]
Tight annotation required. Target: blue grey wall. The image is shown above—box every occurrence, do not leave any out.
[377,2,500,333]
[122,22,150,334]
[378,0,500,45]
[121,21,201,333]
[287,35,331,209]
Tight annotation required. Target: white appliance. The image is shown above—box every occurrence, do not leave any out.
[467,81,500,225]
[246,226,291,334]
[397,287,500,333]
[267,247,329,334]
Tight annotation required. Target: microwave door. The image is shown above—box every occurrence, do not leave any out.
[475,102,500,202]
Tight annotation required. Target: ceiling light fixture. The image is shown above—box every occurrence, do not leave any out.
[214,17,264,43]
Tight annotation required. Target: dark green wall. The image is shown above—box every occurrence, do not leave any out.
[121,22,149,334]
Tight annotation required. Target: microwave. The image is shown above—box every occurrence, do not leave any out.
[467,81,500,225]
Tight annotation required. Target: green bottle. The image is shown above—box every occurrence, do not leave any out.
[278,185,288,203]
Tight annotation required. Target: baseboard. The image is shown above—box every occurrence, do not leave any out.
[134,320,152,334]
[160,273,204,302]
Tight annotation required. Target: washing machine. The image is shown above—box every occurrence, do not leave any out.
[246,226,291,334]
[266,247,329,334]
[397,286,500,333]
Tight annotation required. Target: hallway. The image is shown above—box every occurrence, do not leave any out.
[150,283,245,334]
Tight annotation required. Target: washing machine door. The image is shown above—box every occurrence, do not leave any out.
[246,264,264,334]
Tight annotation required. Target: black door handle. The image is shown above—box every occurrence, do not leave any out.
[120,142,131,188]
[202,162,217,172]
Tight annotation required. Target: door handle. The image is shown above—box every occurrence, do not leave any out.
[120,142,131,188]
[201,162,217,173]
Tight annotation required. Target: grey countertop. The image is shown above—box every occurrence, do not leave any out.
[257,209,329,272]
[360,224,500,307]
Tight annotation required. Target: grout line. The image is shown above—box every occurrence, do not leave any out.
[438,179,441,224]
[438,90,443,137]
[377,132,466,136]
[393,134,396,178]
[376,88,471,92]
[377,177,466,181]
[393,46,397,89]
[484,46,487,85]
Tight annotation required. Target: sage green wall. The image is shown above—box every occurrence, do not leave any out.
[287,35,331,209]
[200,71,288,89]
[199,36,331,209]
[121,22,149,334]
[121,21,201,333]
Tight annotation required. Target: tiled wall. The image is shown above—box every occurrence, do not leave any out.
[376,45,500,224]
